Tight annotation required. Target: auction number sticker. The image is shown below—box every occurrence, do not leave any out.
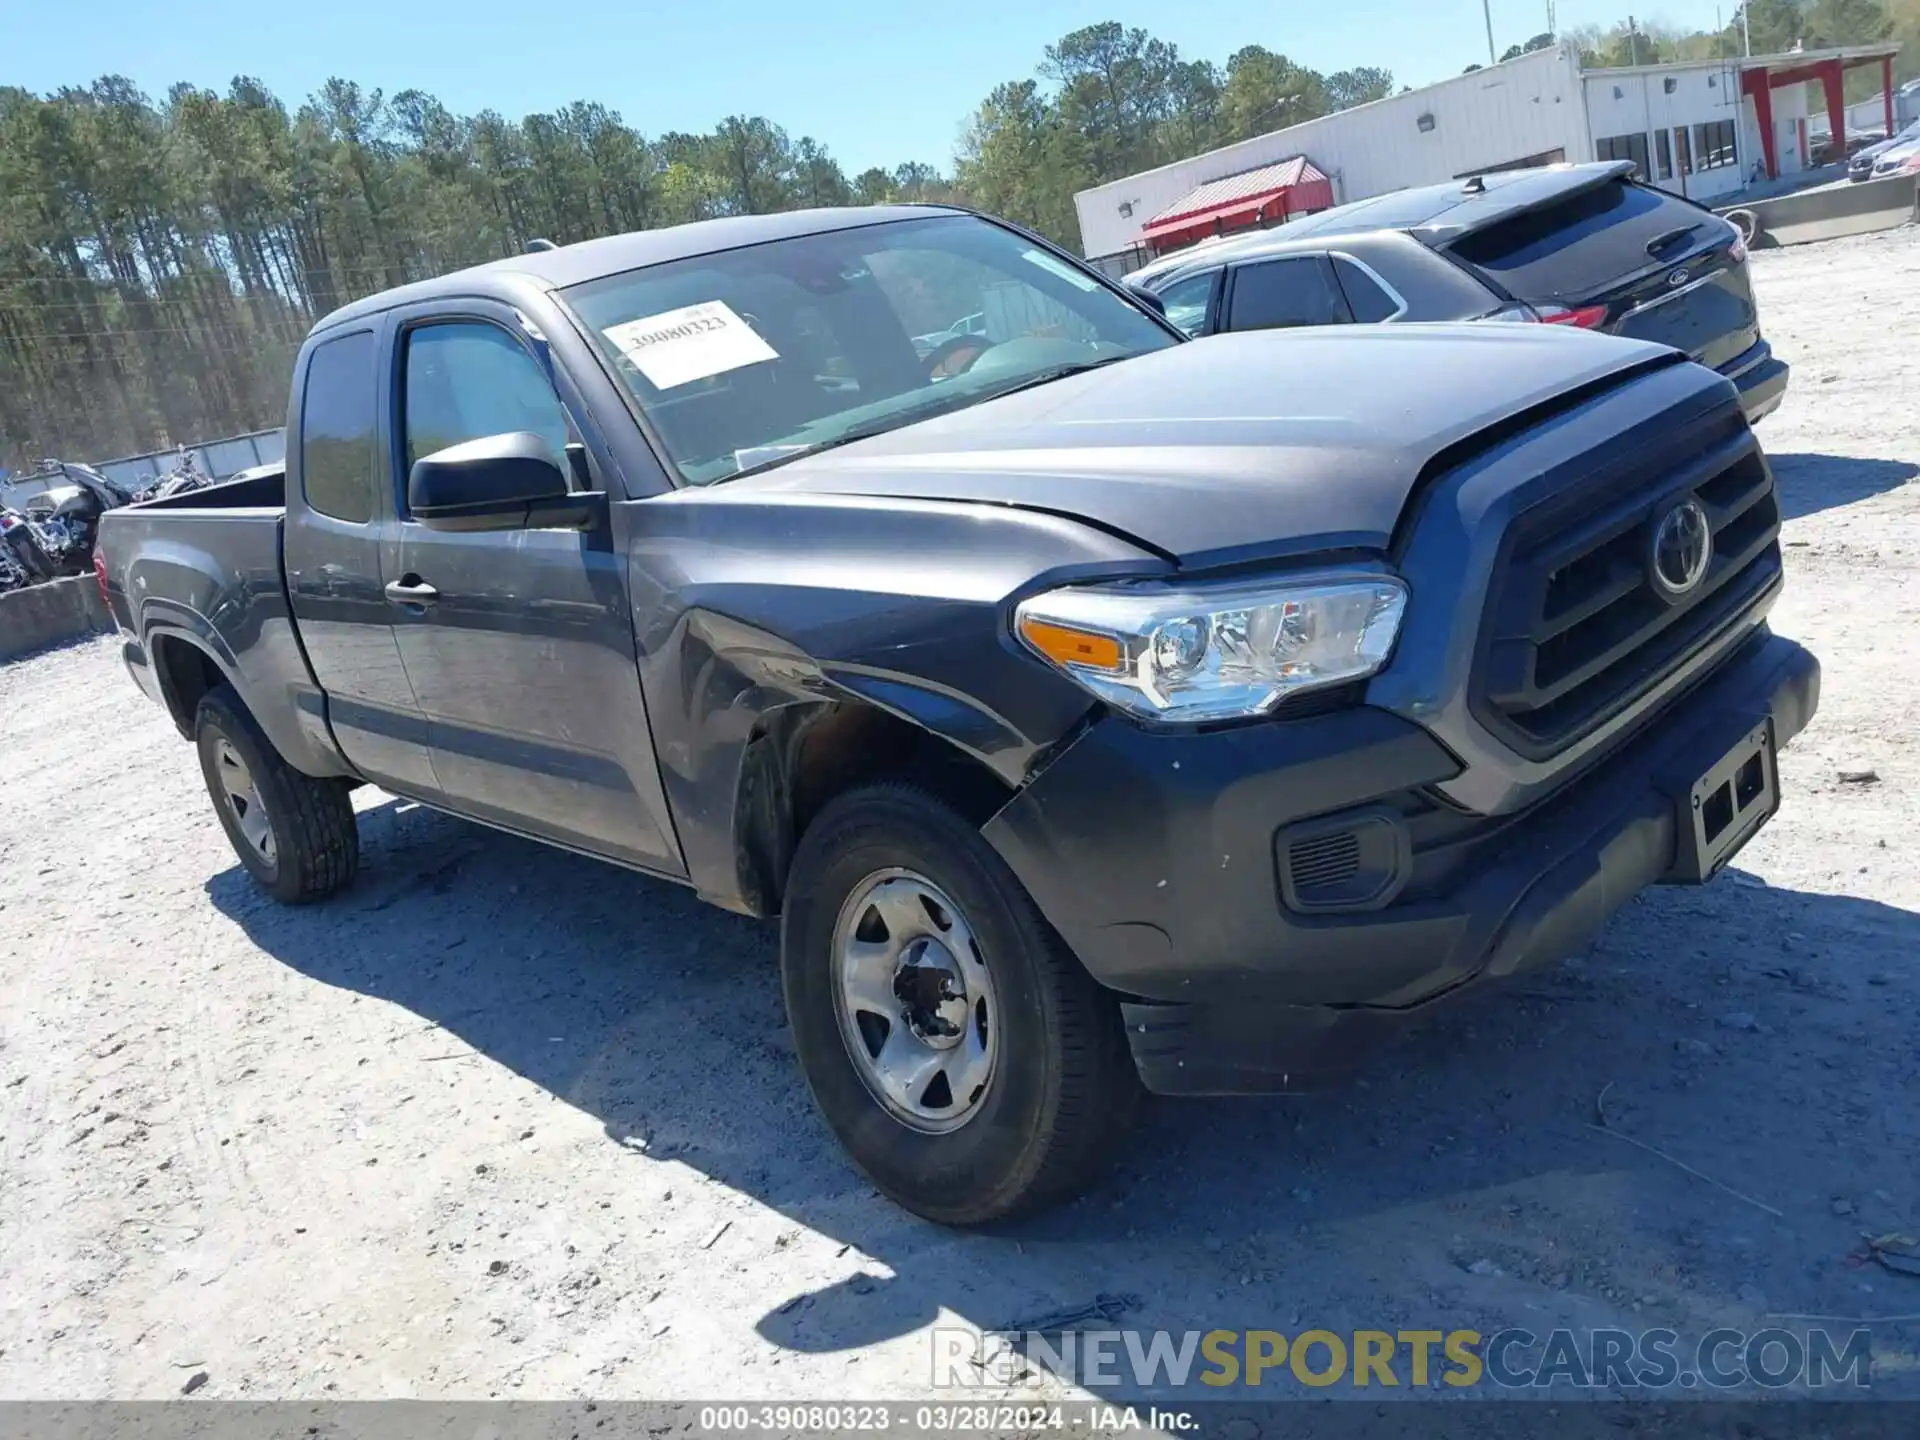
[602,300,778,390]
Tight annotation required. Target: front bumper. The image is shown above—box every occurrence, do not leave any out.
[1723,340,1789,424]
[984,631,1818,1095]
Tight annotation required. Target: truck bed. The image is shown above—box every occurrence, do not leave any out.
[97,464,349,779]
[131,467,286,512]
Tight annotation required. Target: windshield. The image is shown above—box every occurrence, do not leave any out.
[561,214,1176,484]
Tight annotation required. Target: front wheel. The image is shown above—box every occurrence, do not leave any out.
[194,685,359,904]
[780,782,1139,1224]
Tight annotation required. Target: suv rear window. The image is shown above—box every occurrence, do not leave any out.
[1447,180,1701,302]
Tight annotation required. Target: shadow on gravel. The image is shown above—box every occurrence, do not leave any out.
[208,797,1920,1398]
[1769,452,1917,521]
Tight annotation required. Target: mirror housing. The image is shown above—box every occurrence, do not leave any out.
[407,432,595,532]
[1124,282,1167,318]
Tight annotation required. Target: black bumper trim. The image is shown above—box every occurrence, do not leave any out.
[1725,342,1789,423]
[990,632,1818,1096]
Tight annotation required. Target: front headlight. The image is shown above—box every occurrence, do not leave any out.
[1014,570,1408,722]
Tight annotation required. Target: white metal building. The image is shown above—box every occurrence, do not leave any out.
[1075,42,1902,271]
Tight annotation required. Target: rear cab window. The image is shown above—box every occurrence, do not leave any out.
[1445,179,1717,303]
[299,332,378,523]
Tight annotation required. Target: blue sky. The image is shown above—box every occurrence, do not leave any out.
[2,0,1743,172]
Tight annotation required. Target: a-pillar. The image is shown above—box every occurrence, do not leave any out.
[1742,68,1779,180]
[1822,59,1846,169]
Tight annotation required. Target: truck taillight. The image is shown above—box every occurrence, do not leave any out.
[1536,304,1610,330]
[93,545,110,607]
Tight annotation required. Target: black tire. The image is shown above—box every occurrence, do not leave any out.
[194,684,359,904]
[781,782,1140,1224]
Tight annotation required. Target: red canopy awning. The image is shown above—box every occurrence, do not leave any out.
[1139,156,1335,249]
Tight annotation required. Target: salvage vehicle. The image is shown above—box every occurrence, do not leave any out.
[98,205,1819,1224]
[1129,162,1790,425]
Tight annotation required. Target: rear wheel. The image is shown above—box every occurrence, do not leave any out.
[781,782,1139,1224]
[194,685,359,904]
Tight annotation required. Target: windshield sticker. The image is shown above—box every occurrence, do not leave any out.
[1021,248,1100,292]
[601,301,778,389]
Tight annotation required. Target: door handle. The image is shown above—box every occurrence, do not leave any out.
[384,577,439,606]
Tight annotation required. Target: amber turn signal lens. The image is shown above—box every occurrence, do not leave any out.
[1018,617,1124,672]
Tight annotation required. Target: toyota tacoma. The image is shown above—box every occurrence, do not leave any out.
[98,205,1819,1224]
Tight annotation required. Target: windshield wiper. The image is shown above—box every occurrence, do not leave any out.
[969,354,1131,406]
[724,355,1133,481]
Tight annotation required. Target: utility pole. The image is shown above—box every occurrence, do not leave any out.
[1483,0,1497,65]
[1741,1,1752,57]
[1627,13,1640,66]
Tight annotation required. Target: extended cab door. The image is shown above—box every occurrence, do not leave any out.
[283,324,440,793]
[381,303,683,874]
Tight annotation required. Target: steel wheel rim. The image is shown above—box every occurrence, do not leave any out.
[214,738,275,865]
[830,868,997,1134]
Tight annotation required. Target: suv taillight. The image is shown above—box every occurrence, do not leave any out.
[1535,304,1610,330]
[93,545,110,607]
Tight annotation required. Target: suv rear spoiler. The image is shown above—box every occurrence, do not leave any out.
[1410,161,1639,246]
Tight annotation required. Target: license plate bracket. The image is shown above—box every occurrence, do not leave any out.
[1666,719,1777,884]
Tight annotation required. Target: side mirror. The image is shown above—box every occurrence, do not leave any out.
[1125,282,1167,318]
[407,431,594,532]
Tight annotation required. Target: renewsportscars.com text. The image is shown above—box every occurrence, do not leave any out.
[932,1326,1874,1391]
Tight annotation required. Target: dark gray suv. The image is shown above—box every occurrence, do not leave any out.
[1133,161,1789,424]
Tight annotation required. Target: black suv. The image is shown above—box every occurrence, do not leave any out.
[1132,161,1788,425]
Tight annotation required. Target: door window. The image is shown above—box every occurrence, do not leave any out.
[300,332,378,523]
[402,322,571,472]
[1225,256,1349,331]
[1153,271,1217,336]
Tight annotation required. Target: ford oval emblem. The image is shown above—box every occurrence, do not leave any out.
[1667,267,1691,287]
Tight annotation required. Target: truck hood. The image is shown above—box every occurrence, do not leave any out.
[732,324,1676,568]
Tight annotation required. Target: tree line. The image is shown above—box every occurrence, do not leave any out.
[3,1,1914,467]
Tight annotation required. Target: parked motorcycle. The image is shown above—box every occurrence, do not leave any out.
[134,451,214,503]
[8,458,136,577]
[0,538,29,592]
[0,508,61,585]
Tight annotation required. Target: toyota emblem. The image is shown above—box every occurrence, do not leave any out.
[1651,498,1713,597]
[1667,267,1691,287]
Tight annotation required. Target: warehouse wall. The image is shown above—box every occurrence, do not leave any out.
[1583,64,1787,204]
[1074,46,1590,261]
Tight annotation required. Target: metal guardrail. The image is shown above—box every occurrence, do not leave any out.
[89,428,285,492]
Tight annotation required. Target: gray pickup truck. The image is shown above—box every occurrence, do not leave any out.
[99,205,1818,1224]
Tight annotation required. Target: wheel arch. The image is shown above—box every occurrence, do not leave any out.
[727,698,1019,920]
[147,626,240,740]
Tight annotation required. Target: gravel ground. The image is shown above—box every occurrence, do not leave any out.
[2,227,1917,1407]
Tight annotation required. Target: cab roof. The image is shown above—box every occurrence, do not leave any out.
[311,204,964,333]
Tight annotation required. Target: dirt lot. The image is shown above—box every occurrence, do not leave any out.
[2,227,1918,1407]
